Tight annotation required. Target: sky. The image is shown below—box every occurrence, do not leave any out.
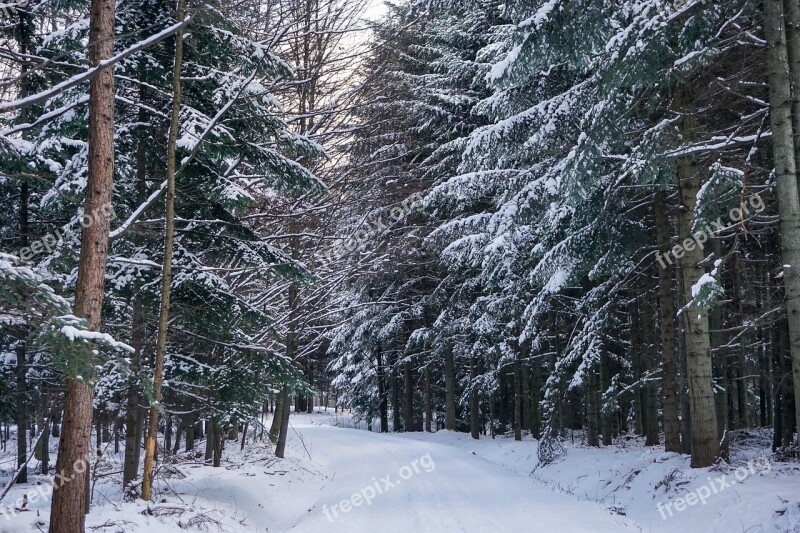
[364,0,389,21]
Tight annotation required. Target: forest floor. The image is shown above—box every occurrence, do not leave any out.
[0,412,798,532]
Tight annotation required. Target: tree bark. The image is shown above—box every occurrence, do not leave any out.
[764,0,800,455]
[391,357,401,432]
[655,192,682,452]
[275,386,291,458]
[497,372,508,435]
[269,393,283,442]
[212,418,222,468]
[141,0,186,501]
[531,357,541,439]
[13,0,33,487]
[444,345,456,431]
[50,0,116,526]
[171,415,183,454]
[521,356,533,434]
[185,415,195,452]
[424,367,432,432]
[709,238,729,459]
[470,358,479,440]
[164,413,173,454]
[15,342,27,484]
[600,352,613,446]
[122,333,143,490]
[376,350,389,433]
[783,0,800,188]
[403,362,414,432]
[640,293,660,447]
[240,422,248,450]
[677,269,692,455]
[514,356,522,441]
[676,85,719,467]
[733,252,749,428]
[276,273,299,456]
[630,296,645,436]
[586,365,599,447]
[204,420,214,464]
[35,395,51,474]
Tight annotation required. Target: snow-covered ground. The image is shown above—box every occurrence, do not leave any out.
[395,428,800,532]
[0,412,798,532]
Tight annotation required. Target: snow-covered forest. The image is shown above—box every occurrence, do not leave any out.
[2,0,800,531]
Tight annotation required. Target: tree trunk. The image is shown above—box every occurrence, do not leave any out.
[377,350,389,433]
[498,372,508,435]
[13,0,33,488]
[141,0,186,501]
[640,292,660,447]
[185,415,195,452]
[15,343,27,485]
[600,353,613,446]
[424,367,432,432]
[733,252,749,428]
[764,0,800,455]
[275,386,291,458]
[205,420,214,464]
[470,358,480,440]
[444,345,456,431]
[709,238,729,458]
[35,395,51,474]
[677,269,693,455]
[521,358,532,434]
[276,273,299,456]
[164,413,173,454]
[783,0,800,189]
[778,319,796,447]
[531,358,541,438]
[655,192,682,452]
[391,359,401,432]
[172,416,183,454]
[675,85,719,467]
[122,95,150,491]
[404,362,414,432]
[761,270,774,429]
[514,356,522,441]
[586,365,599,447]
[212,418,222,468]
[50,0,116,526]
[114,416,121,454]
[269,393,283,443]
[630,296,645,436]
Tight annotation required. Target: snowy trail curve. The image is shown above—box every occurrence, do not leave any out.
[286,421,637,533]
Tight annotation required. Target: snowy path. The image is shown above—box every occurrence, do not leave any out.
[6,413,641,532]
[7,412,795,532]
[285,419,636,532]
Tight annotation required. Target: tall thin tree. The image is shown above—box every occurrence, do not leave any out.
[141,0,187,502]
